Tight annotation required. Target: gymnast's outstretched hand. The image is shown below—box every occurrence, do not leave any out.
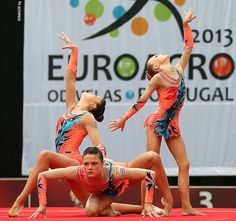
[58,32,77,50]
[183,8,196,27]
[29,205,46,218]
[107,118,126,132]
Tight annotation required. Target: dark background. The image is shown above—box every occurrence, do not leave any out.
[1,0,23,177]
[1,0,235,186]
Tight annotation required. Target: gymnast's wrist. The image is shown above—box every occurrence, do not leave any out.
[144,202,153,207]
[71,46,78,52]
[183,25,191,32]
[144,196,153,204]
[183,22,190,29]
[121,115,128,121]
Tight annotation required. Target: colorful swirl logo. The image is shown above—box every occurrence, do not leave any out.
[69,0,186,39]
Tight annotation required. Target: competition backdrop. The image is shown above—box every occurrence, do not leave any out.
[23,0,236,176]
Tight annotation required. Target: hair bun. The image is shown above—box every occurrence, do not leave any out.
[96,115,104,122]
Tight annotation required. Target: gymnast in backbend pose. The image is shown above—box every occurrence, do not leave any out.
[8,33,107,217]
[108,9,204,216]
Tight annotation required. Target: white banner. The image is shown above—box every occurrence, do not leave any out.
[23,0,236,175]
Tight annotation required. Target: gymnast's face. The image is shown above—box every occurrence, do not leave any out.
[83,153,103,179]
[80,91,103,104]
[149,54,170,66]
[80,91,104,112]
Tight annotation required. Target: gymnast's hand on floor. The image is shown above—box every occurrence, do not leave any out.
[141,203,160,217]
[107,118,126,132]
[58,32,77,50]
[29,205,46,218]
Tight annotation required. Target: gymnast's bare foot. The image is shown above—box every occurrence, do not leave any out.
[106,208,121,217]
[113,210,121,216]
[8,204,24,217]
[161,197,173,216]
[8,197,25,217]
[182,206,206,216]
[100,206,121,217]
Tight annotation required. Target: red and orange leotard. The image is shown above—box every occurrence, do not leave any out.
[77,159,129,198]
[121,26,192,139]
[37,161,155,206]
[144,70,185,138]
[55,110,89,163]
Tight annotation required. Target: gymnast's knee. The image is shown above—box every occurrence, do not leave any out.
[85,205,100,217]
[179,160,190,172]
[146,151,161,163]
[37,150,53,163]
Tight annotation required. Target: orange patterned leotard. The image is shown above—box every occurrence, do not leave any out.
[144,70,186,139]
[55,110,89,163]
[77,159,129,198]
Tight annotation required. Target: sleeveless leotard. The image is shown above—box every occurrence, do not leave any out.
[55,110,89,163]
[77,159,129,198]
[144,70,186,139]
